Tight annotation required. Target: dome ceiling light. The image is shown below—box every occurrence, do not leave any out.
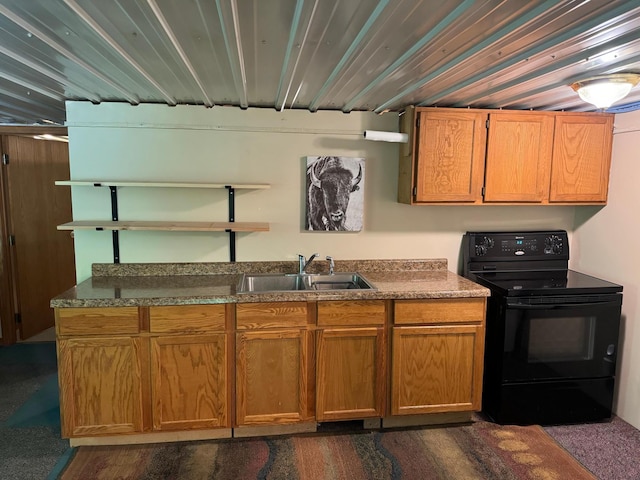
[570,73,640,109]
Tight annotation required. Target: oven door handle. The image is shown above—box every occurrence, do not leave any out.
[506,300,620,309]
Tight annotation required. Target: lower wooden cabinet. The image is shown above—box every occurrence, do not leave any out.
[56,305,230,438]
[235,302,314,426]
[391,298,486,416]
[150,334,227,431]
[56,296,487,440]
[149,305,229,431]
[316,327,385,421]
[316,300,386,421]
[58,336,149,437]
[391,324,484,415]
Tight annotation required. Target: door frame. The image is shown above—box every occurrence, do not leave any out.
[0,126,68,344]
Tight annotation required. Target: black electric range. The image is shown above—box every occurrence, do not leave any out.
[470,269,623,297]
[462,230,623,425]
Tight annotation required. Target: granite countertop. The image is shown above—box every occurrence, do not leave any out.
[51,259,490,308]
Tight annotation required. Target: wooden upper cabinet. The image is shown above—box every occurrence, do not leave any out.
[412,109,487,203]
[484,112,555,203]
[549,113,614,203]
[399,107,614,205]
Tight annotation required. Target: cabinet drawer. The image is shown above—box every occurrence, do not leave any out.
[149,305,226,333]
[56,307,140,336]
[236,302,308,329]
[317,300,386,326]
[394,298,485,325]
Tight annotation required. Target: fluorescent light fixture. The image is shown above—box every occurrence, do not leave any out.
[570,73,640,109]
[363,130,409,143]
[33,134,69,143]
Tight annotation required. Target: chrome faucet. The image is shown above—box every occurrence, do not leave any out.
[326,256,335,275]
[298,253,319,274]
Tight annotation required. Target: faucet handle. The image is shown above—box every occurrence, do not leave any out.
[326,256,335,275]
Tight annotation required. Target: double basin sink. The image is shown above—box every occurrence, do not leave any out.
[237,272,376,294]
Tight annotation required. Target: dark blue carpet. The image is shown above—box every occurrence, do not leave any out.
[0,342,72,480]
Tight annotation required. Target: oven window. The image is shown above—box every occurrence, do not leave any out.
[527,316,596,362]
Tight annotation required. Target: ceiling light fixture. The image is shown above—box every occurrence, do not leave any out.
[570,73,640,109]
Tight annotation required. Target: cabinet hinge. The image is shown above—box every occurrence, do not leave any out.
[416,117,420,128]
[485,119,489,129]
[2,153,8,165]
[481,186,486,197]
[14,313,21,324]
[8,234,15,246]
[413,186,417,197]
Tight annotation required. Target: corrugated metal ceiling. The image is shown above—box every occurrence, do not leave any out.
[1,0,640,125]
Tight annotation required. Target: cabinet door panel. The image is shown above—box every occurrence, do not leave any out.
[236,302,308,329]
[550,114,613,203]
[151,334,228,431]
[236,329,312,425]
[316,327,385,421]
[58,337,148,437]
[484,113,554,202]
[414,110,487,203]
[391,325,484,415]
[149,305,225,333]
[317,300,385,326]
[56,307,139,336]
[394,298,485,325]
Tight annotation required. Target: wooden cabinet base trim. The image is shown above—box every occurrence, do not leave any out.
[382,412,472,428]
[233,422,317,438]
[69,428,232,446]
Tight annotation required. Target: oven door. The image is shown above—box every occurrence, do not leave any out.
[501,294,622,383]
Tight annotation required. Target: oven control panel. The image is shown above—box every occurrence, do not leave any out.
[464,231,569,261]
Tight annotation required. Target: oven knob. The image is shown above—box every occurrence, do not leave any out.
[475,244,488,256]
[545,235,563,254]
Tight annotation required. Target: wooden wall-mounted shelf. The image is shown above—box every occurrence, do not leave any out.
[55,181,271,190]
[56,181,270,262]
[57,221,270,232]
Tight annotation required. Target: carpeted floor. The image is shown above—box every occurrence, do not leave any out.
[0,342,72,480]
[59,420,597,480]
[2,341,640,480]
[545,416,640,480]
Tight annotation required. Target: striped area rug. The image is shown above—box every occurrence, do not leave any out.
[58,420,596,480]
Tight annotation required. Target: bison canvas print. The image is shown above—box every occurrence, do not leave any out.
[305,156,364,231]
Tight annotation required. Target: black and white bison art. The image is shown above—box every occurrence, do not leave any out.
[305,156,364,231]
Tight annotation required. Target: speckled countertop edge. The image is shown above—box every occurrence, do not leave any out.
[52,259,490,308]
[91,259,449,276]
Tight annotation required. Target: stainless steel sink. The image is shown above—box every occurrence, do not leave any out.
[236,272,376,293]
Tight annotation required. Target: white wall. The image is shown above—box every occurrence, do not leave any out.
[64,101,639,428]
[66,102,577,282]
[572,110,640,429]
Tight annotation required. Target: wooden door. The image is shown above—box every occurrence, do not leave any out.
[391,324,484,415]
[414,109,487,203]
[1,135,75,340]
[316,327,385,421]
[151,334,228,431]
[57,336,149,437]
[484,112,555,203]
[236,329,312,425]
[549,113,614,203]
